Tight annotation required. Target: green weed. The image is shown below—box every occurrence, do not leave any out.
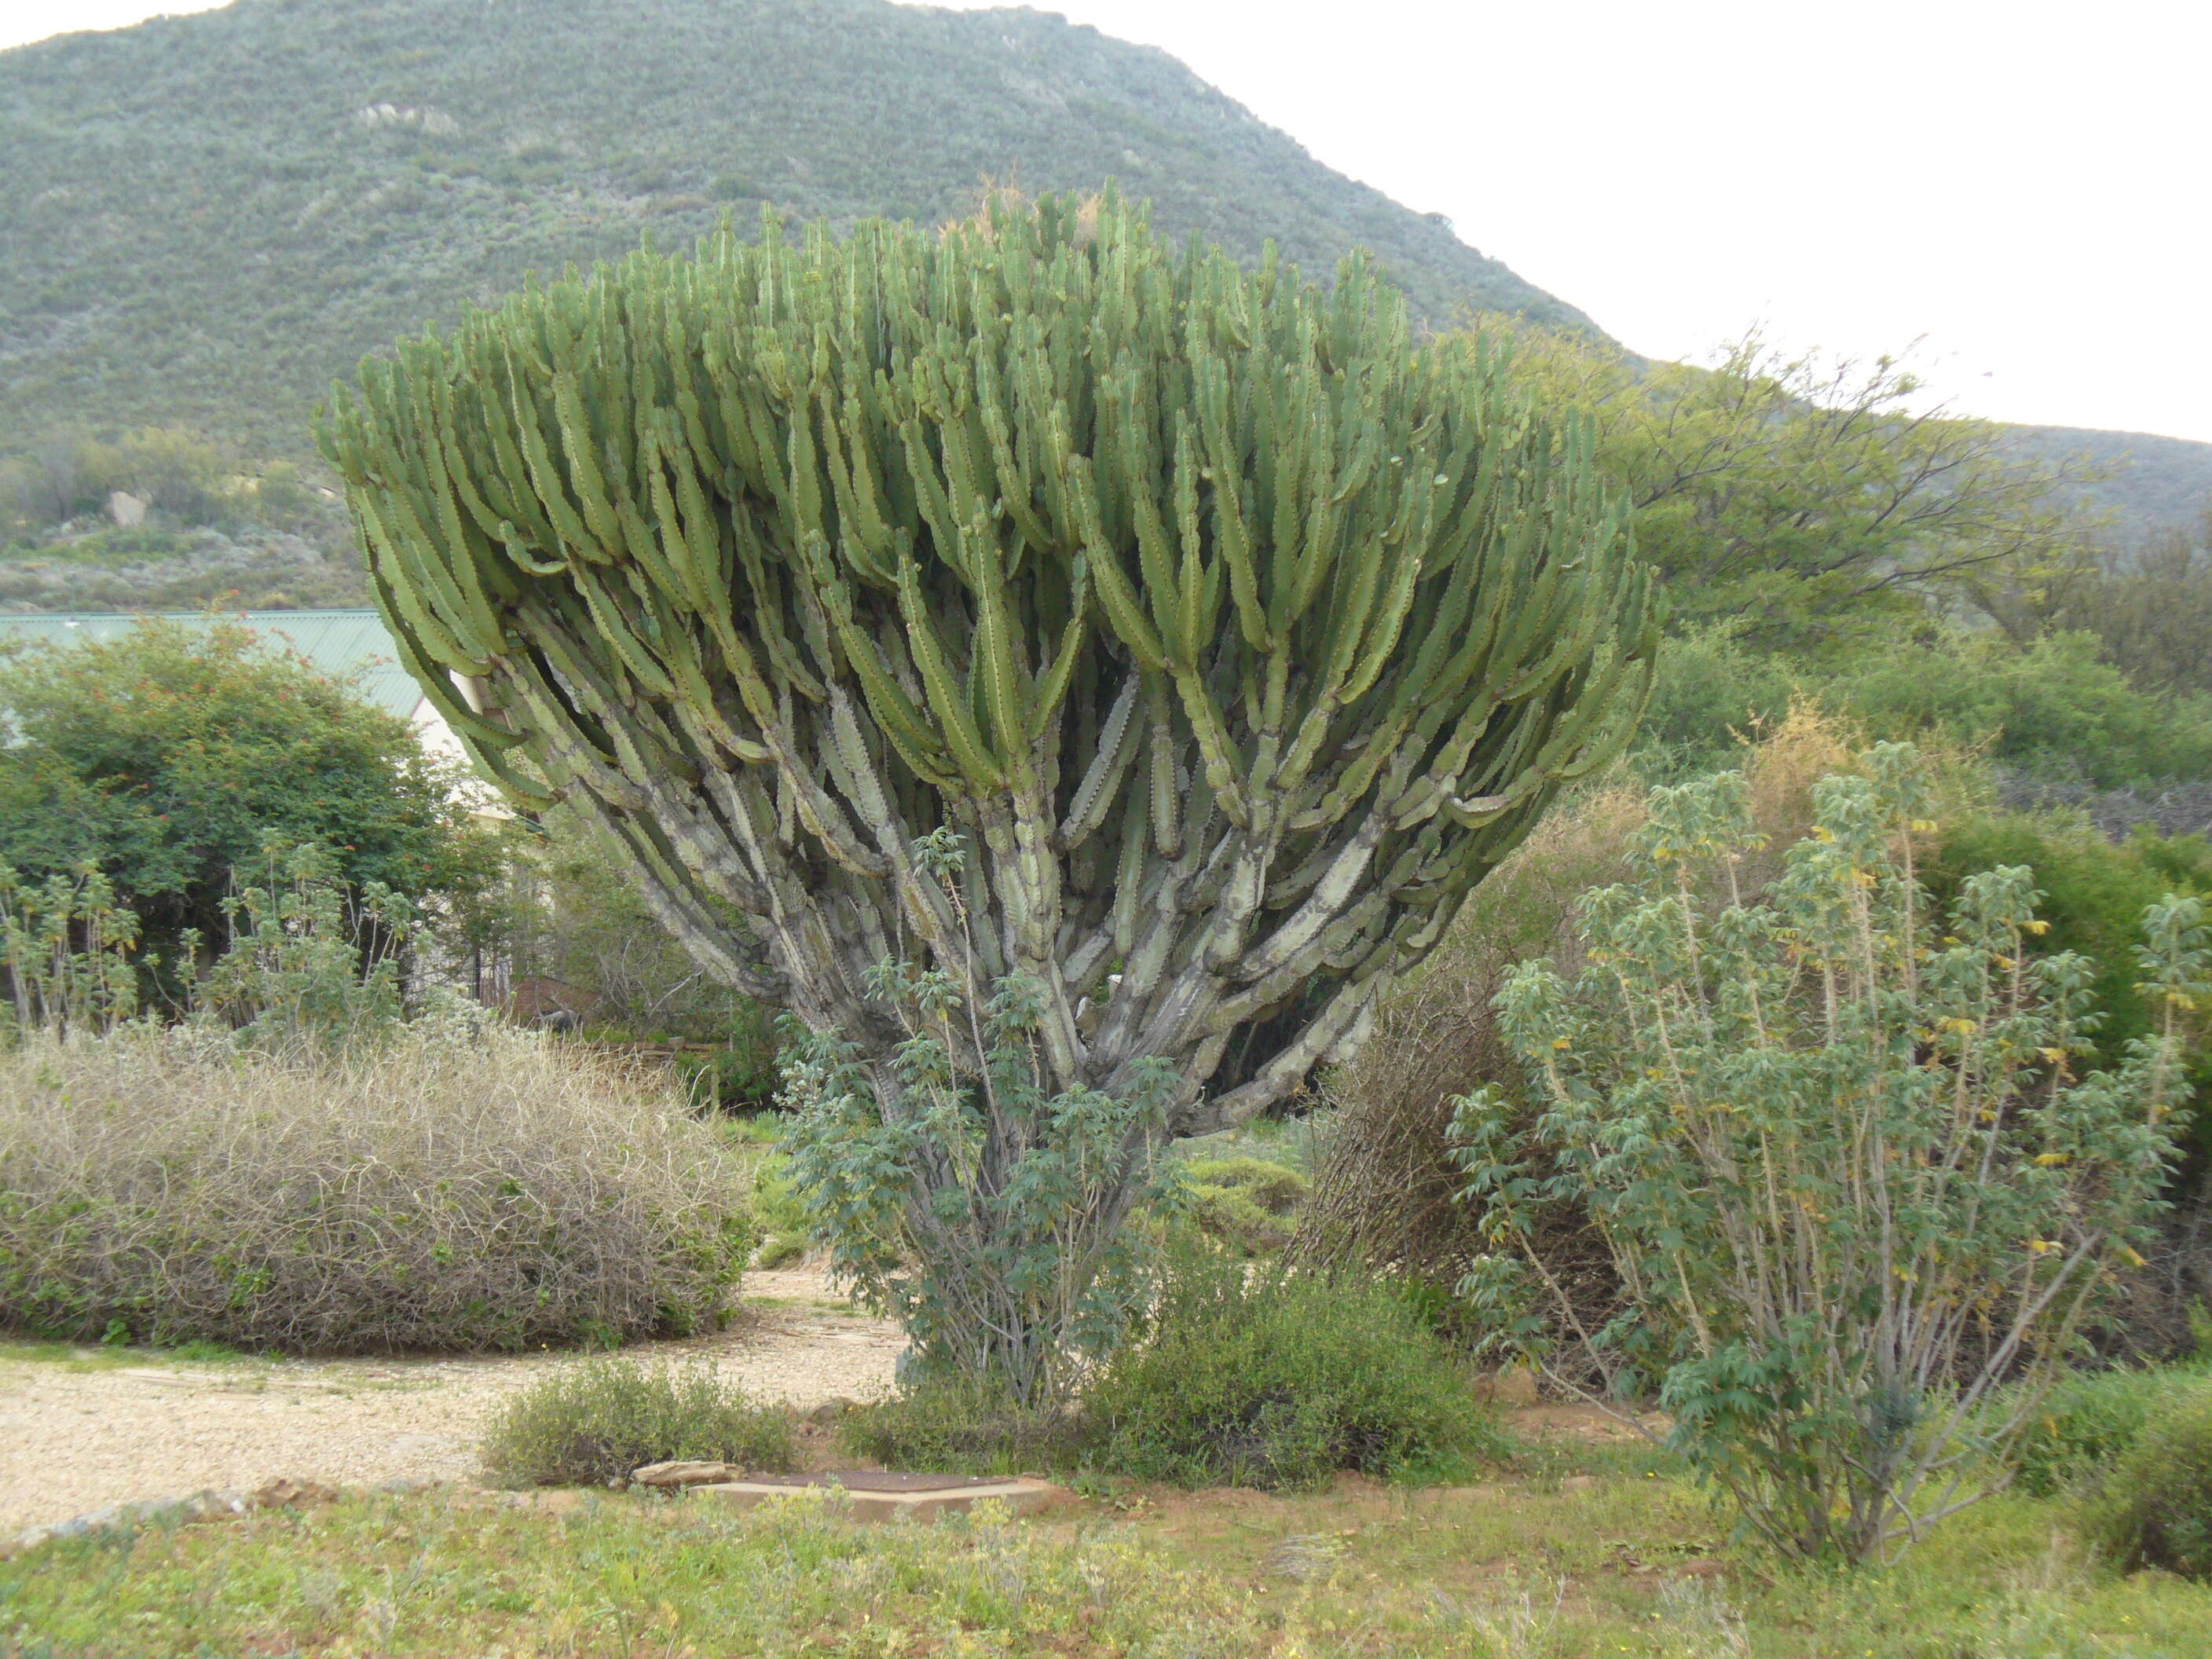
[478,1356,795,1489]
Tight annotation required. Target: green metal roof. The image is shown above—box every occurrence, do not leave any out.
[0,610,422,718]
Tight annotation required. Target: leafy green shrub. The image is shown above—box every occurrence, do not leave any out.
[1634,624,1801,778]
[0,617,499,984]
[2015,1367,2212,1497]
[0,1025,753,1353]
[1636,624,2212,791]
[1303,705,1868,1287]
[1839,631,2212,788]
[1929,812,2212,1173]
[781,831,1181,1410]
[2084,1386,2212,1579]
[1082,1247,1496,1490]
[1178,1157,1310,1253]
[198,839,410,1050]
[840,1374,1084,1478]
[481,1356,794,1488]
[1456,745,2205,1561]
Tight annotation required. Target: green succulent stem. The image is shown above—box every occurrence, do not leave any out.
[319,193,1658,1132]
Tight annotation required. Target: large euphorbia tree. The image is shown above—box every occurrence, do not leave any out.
[320,191,1652,1245]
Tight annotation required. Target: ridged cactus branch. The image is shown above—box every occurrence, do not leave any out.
[320,195,1658,1133]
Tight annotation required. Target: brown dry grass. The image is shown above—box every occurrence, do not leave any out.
[0,1024,753,1354]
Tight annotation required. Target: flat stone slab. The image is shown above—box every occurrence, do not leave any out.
[690,1470,1061,1523]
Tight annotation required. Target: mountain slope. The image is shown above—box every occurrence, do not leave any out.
[0,0,1595,460]
[2008,426,2212,542]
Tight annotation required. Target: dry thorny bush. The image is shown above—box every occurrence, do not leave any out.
[0,1022,753,1353]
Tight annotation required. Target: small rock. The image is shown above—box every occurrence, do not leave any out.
[177,1490,250,1523]
[631,1459,738,1488]
[1,1476,337,1560]
[249,1477,339,1511]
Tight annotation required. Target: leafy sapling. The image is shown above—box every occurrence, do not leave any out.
[1453,743,2203,1561]
[779,830,1179,1410]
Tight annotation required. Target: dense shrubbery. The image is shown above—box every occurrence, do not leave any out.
[837,1375,1086,1477]
[843,1240,1495,1491]
[1080,1247,1495,1491]
[482,1357,794,1488]
[1177,1156,1311,1254]
[1455,746,2203,1560]
[1637,624,2212,788]
[2014,1365,2212,1497]
[1481,328,2100,643]
[475,807,780,1104]
[2034,507,2212,699]
[2084,1385,2212,1579]
[1298,709,1867,1285]
[0,618,502,983]
[0,1025,753,1353]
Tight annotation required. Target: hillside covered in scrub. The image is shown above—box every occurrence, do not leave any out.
[0,0,1592,463]
[2,0,2205,609]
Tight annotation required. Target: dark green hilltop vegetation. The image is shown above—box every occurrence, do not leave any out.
[0,0,1591,464]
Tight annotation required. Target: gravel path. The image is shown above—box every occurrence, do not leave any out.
[0,1268,902,1534]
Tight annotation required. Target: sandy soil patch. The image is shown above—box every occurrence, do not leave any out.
[0,1267,900,1533]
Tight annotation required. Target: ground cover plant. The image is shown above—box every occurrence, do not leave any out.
[0,1023,752,1353]
[1454,743,2205,1561]
[9,1460,2212,1657]
[481,1356,795,1488]
[1080,1244,1497,1490]
[320,191,1658,1395]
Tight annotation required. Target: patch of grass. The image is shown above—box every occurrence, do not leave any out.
[745,1148,809,1269]
[2015,1364,2212,1496]
[7,1469,2212,1657]
[720,1111,788,1147]
[0,1340,141,1374]
[2085,1383,2212,1580]
[840,1375,1083,1478]
[479,1356,796,1489]
[1170,1110,1326,1176]
[0,1337,257,1373]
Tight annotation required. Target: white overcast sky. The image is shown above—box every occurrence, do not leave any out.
[5,0,2207,440]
